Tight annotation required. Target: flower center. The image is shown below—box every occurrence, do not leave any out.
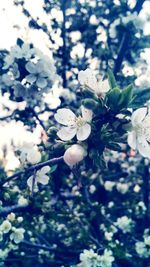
[75,116,86,128]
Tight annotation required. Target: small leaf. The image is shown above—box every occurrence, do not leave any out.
[82,98,99,110]
[106,142,122,152]
[107,69,117,89]
[119,84,133,108]
[131,87,150,108]
[50,164,58,173]
[106,87,122,112]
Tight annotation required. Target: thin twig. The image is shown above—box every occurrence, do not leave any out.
[1,156,64,186]
[0,203,28,216]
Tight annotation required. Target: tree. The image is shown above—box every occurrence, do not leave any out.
[0,0,150,266]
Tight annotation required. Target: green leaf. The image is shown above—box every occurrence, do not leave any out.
[50,164,58,173]
[119,84,133,108]
[82,98,99,110]
[106,87,122,111]
[106,142,122,152]
[107,69,117,89]
[131,87,150,108]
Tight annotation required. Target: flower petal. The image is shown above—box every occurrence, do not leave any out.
[137,137,150,158]
[37,174,49,185]
[78,68,98,91]
[39,166,51,175]
[27,176,35,190]
[25,62,36,74]
[77,123,91,141]
[54,109,76,126]
[57,126,76,141]
[36,77,47,88]
[127,131,137,150]
[131,108,147,127]
[26,74,36,84]
[81,106,93,122]
[98,79,110,93]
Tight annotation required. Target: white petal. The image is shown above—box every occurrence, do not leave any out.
[81,106,93,122]
[39,166,51,175]
[54,109,76,126]
[27,176,35,190]
[78,68,98,91]
[25,62,36,74]
[26,74,36,83]
[131,108,147,127]
[77,123,91,141]
[37,174,49,185]
[57,127,76,141]
[36,77,47,88]
[127,131,137,150]
[98,79,110,93]
[27,149,41,164]
[137,138,150,158]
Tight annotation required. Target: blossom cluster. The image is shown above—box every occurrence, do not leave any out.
[79,249,114,267]
[54,68,150,169]
[0,40,58,106]
[0,213,25,260]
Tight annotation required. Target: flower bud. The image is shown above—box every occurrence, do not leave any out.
[64,144,86,166]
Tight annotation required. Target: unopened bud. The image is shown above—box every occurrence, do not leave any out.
[64,144,86,166]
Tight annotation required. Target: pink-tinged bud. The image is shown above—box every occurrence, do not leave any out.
[64,144,86,166]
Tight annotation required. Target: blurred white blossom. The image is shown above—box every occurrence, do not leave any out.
[79,249,114,267]
[19,142,41,165]
[27,166,51,190]
[78,68,110,96]
[10,228,25,244]
[0,220,12,233]
[115,216,133,233]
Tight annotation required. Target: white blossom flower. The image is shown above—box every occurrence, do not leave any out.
[64,144,87,166]
[79,249,114,267]
[25,60,49,88]
[18,196,28,206]
[89,184,96,194]
[19,142,41,165]
[80,249,101,267]
[27,166,51,190]
[11,44,33,60]
[135,241,149,258]
[100,249,114,267]
[104,231,114,241]
[78,68,110,96]
[104,181,115,192]
[0,249,9,260]
[55,106,92,141]
[116,182,129,194]
[7,213,16,222]
[10,228,25,244]
[0,220,12,233]
[128,107,150,158]
[115,216,133,233]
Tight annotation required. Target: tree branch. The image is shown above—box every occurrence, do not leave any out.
[113,0,146,76]
[1,156,64,186]
[0,203,28,216]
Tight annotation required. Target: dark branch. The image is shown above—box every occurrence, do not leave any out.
[0,203,28,216]
[1,156,64,186]
[113,0,146,76]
